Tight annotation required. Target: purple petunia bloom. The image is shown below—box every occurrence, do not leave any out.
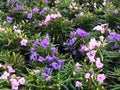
[38,56,45,62]
[72,50,77,55]
[30,47,36,53]
[44,0,48,4]
[30,52,38,61]
[19,5,25,10]
[114,9,119,15]
[108,32,116,39]
[33,39,40,46]
[7,16,13,23]
[33,7,39,13]
[12,0,20,3]
[51,47,58,54]
[69,37,76,46]
[46,55,53,61]
[57,60,64,69]
[116,34,120,41]
[6,0,10,6]
[50,62,59,70]
[76,28,88,37]
[27,13,33,19]
[41,73,48,78]
[45,68,51,74]
[41,39,49,48]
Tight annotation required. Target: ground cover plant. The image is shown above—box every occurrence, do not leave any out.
[0,0,120,90]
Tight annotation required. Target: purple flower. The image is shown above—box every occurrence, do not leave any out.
[7,16,13,23]
[115,34,120,41]
[45,68,51,74]
[72,50,77,55]
[13,6,19,11]
[33,39,40,46]
[50,62,59,70]
[69,37,76,46]
[27,13,33,19]
[30,47,36,53]
[108,32,116,39]
[12,0,20,3]
[18,5,25,10]
[44,0,48,4]
[41,73,48,78]
[33,70,40,74]
[45,76,51,81]
[52,56,57,60]
[76,28,88,37]
[38,56,45,62]
[46,55,53,61]
[41,38,49,49]
[30,52,38,61]
[114,9,119,15]
[6,0,10,6]
[70,31,76,36]
[57,60,64,69]
[51,47,58,54]
[33,7,39,13]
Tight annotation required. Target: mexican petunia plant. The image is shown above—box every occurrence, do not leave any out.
[0,0,120,90]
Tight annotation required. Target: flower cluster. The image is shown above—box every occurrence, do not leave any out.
[0,63,25,90]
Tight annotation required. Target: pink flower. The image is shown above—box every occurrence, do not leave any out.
[33,69,41,74]
[97,74,106,83]
[10,78,19,90]
[75,62,82,70]
[75,81,82,87]
[93,25,105,34]
[20,39,28,46]
[95,58,103,68]
[7,66,15,73]
[0,71,10,80]
[86,50,97,62]
[85,73,91,79]
[89,38,101,50]
[18,77,25,85]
